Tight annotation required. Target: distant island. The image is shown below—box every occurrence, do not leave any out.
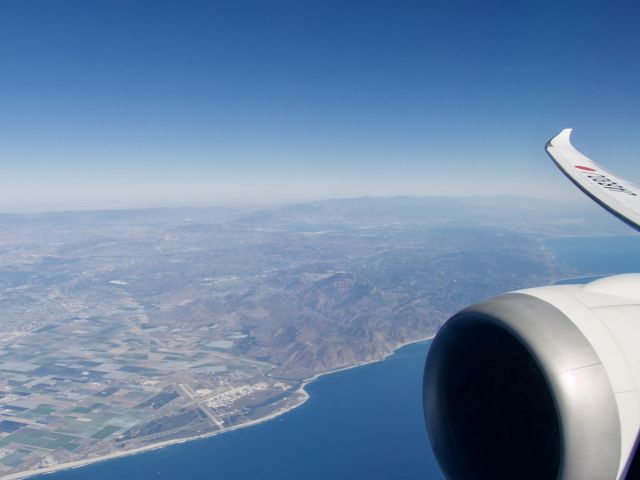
[0,197,617,478]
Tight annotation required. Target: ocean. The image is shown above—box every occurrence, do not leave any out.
[545,235,640,278]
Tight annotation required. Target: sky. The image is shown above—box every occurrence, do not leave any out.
[1,0,640,211]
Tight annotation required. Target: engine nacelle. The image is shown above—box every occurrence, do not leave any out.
[423,273,640,480]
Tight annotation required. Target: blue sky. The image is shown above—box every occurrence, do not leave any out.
[1,0,640,210]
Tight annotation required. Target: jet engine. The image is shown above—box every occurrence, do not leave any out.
[423,274,640,480]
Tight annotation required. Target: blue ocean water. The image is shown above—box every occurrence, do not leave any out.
[40,341,444,480]
[545,235,640,277]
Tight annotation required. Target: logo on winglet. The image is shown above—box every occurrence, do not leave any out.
[584,173,638,196]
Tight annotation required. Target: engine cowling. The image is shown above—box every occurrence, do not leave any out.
[423,273,640,480]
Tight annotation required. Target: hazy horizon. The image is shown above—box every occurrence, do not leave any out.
[0,192,595,215]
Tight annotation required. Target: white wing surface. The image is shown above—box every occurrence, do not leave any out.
[546,128,640,231]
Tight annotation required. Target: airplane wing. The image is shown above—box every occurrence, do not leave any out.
[546,128,640,231]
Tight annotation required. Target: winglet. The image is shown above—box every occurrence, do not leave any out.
[546,129,640,232]
[547,127,572,145]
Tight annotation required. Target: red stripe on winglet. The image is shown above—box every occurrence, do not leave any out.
[575,165,596,171]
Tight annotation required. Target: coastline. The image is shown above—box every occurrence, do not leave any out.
[551,274,604,285]
[5,334,435,480]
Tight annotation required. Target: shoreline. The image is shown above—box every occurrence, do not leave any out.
[6,334,435,480]
[551,274,604,285]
